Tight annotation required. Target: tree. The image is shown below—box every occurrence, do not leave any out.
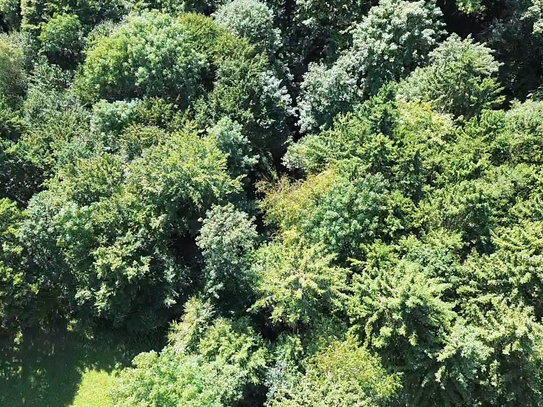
[266,335,401,407]
[76,11,207,106]
[251,240,347,327]
[260,169,403,262]
[0,32,28,108]
[38,13,84,67]
[348,0,444,96]
[197,203,258,304]
[214,0,281,57]
[78,11,292,155]
[112,303,267,407]
[0,0,21,31]
[398,34,504,118]
[298,0,443,133]
[0,199,34,334]
[18,61,90,178]
[297,59,360,133]
[348,258,456,395]
[208,117,261,178]
[22,128,241,331]
[21,0,131,34]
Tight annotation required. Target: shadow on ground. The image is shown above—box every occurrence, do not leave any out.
[0,325,164,407]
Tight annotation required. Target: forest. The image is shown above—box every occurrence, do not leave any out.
[2,0,543,405]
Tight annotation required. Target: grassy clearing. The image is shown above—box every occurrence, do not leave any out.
[71,369,117,407]
[0,326,164,407]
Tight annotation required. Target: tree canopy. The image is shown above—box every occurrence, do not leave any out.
[2,0,543,405]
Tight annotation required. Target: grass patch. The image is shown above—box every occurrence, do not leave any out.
[72,369,117,407]
[0,325,164,407]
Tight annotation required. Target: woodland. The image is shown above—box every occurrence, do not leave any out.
[2,0,543,405]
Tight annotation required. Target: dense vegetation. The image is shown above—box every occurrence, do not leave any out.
[3,0,543,405]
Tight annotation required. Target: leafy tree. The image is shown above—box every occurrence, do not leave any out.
[22,128,241,331]
[527,0,543,34]
[0,32,28,108]
[481,0,543,98]
[21,0,132,33]
[90,99,141,141]
[79,12,291,155]
[266,335,401,407]
[18,61,91,177]
[38,13,84,67]
[0,0,21,31]
[208,117,261,178]
[297,59,360,133]
[292,0,371,62]
[214,0,281,56]
[3,0,543,405]
[0,199,34,333]
[289,86,455,201]
[197,203,258,303]
[76,11,207,106]
[112,304,267,406]
[90,97,182,145]
[260,169,404,261]
[144,0,226,15]
[498,99,543,164]
[348,0,444,96]
[298,0,443,132]
[348,258,456,394]
[398,34,504,118]
[440,299,543,406]
[251,240,347,327]
[0,136,42,205]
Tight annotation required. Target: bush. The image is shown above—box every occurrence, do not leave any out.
[39,13,84,67]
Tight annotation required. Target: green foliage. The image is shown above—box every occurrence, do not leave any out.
[78,11,291,154]
[261,169,405,261]
[295,0,370,32]
[499,99,543,164]
[197,203,258,302]
[298,59,360,133]
[22,128,240,331]
[436,300,543,406]
[144,0,225,14]
[266,335,401,406]
[0,199,33,333]
[251,240,347,327]
[349,0,444,96]
[527,0,543,34]
[288,86,455,199]
[0,32,28,108]
[18,61,90,177]
[38,13,84,67]
[90,97,181,145]
[0,136,42,205]
[112,306,267,407]
[0,98,42,204]
[21,0,131,33]
[482,0,543,98]
[208,117,260,177]
[398,34,504,118]
[90,100,140,140]
[214,0,281,56]
[194,45,292,153]
[293,0,371,61]
[4,0,543,405]
[76,11,207,106]
[0,0,21,31]
[348,258,455,393]
[456,0,485,14]
[298,0,443,132]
